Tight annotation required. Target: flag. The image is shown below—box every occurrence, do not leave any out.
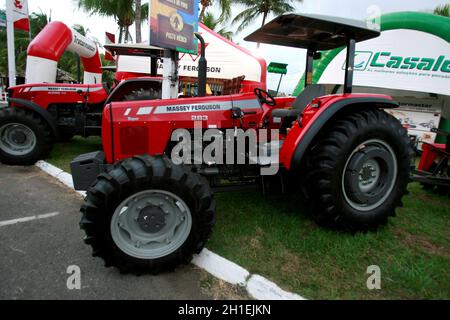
[11,0,30,32]
[105,32,115,61]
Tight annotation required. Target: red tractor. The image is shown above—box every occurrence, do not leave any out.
[413,128,450,194]
[0,21,265,167]
[71,14,412,274]
[0,78,163,165]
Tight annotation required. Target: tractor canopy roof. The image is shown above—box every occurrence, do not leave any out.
[104,44,163,58]
[245,13,380,50]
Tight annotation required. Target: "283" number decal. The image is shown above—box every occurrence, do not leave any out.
[192,115,208,121]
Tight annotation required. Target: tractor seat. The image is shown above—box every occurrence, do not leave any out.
[272,84,326,120]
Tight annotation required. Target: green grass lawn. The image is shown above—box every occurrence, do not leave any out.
[210,186,449,299]
[47,137,450,300]
[47,136,102,172]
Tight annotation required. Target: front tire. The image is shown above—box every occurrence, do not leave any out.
[305,108,412,232]
[0,108,53,165]
[80,155,216,274]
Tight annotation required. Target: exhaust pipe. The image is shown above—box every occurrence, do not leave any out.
[195,33,207,97]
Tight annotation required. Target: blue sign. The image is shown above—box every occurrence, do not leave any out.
[149,0,199,54]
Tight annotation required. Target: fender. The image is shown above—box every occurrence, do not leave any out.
[105,78,162,105]
[284,96,399,171]
[8,98,59,139]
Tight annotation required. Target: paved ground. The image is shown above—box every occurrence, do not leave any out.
[0,164,215,300]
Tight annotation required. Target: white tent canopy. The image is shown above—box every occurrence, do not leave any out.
[117,24,266,84]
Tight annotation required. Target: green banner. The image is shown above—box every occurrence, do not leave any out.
[0,11,6,28]
[268,62,288,75]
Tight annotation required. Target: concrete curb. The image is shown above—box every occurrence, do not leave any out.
[35,160,306,300]
[246,275,305,300]
[192,249,250,286]
[35,161,86,197]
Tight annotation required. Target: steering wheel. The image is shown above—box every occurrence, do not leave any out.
[254,88,276,107]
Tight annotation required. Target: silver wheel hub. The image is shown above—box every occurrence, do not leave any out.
[0,123,37,156]
[111,190,192,259]
[358,159,381,192]
[137,205,167,233]
[342,139,398,212]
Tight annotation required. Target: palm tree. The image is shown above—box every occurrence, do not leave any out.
[434,4,450,18]
[77,0,147,43]
[28,11,50,38]
[233,0,302,47]
[135,0,142,43]
[77,0,133,43]
[199,0,232,22]
[201,12,233,40]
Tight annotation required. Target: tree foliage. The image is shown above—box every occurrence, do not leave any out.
[434,4,450,18]
[76,0,148,43]
[232,0,301,33]
[199,0,232,22]
[201,12,233,40]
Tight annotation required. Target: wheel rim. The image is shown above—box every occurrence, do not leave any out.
[110,190,192,260]
[342,139,398,212]
[0,123,37,156]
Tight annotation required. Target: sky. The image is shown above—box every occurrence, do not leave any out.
[1,0,449,94]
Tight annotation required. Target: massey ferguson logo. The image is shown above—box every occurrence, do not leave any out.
[14,0,23,9]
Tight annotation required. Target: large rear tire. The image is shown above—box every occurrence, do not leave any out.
[80,155,216,274]
[0,108,53,165]
[304,108,412,232]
